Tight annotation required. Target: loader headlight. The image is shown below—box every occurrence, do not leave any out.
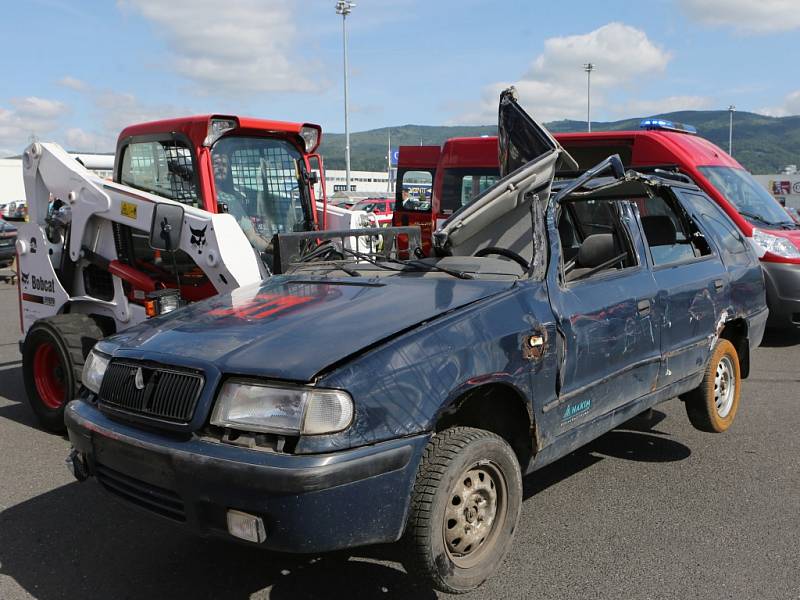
[82,350,110,394]
[210,381,353,435]
[203,117,238,146]
[299,124,321,153]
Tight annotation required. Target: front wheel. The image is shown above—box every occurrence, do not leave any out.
[682,338,741,433]
[404,427,522,594]
[22,314,104,433]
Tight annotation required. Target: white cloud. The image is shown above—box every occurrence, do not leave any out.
[58,76,88,92]
[678,0,800,33]
[524,22,670,88]
[0,97,69,156]
[454,23,672,124]
[758,90,800,117]
[62,88,191,152]
[11,97,67,120]
[119,0,317,94]
[63,128,111,152]
[619,95,713,116]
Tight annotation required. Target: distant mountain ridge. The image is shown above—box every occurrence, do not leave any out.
[318,110,800,175]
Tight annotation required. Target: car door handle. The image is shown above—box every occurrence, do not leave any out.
[714,279,725,291]
[637,299,651,316]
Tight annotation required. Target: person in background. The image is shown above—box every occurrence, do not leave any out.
[212,153,272,253]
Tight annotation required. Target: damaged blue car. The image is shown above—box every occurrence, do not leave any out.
[64,89,768,593]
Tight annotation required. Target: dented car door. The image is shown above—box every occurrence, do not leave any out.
[634,186,727,389]
[543,198,661,435]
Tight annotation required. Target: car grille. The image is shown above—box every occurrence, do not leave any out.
[99,361,204,423]
[95,463,186,521]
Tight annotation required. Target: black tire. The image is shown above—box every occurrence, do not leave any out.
[404,426,522,594]
[22,314,104,433]
[682,338,741,433]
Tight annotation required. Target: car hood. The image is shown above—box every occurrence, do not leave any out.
[101,275,513,381]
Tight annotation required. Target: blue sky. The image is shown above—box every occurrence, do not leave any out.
[1,0,799,155]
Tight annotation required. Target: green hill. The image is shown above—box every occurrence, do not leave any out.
[318,111,800,175]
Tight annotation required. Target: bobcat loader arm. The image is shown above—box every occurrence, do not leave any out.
[17,142,263,334]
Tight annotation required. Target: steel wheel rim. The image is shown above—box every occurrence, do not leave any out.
[33,341,66,409]
[714,355,735,418]
[443,461,507,569]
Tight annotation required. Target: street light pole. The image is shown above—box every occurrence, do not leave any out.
[584,63,595,132]
[728,104,736,156]
[336,1,355,192]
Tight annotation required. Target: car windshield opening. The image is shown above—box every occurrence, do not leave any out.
[698,166,793,226]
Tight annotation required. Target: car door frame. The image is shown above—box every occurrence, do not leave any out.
[540,193,661,442]
[632,185,729,390]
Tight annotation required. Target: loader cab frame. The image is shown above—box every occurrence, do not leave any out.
[112,116,326,300]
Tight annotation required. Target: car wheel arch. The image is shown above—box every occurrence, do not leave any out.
[433,381,536,471]
[719,317,750,378]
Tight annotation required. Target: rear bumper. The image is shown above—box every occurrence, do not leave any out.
[65,400,429,553]
[762,261,800,328]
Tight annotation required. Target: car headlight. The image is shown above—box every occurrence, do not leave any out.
[210,381,353,435]
[82,350,110,394]
[750,228,800,259]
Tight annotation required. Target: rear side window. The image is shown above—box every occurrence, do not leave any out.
[636,192,712,266]
[119,140,199,207]
[677,191,750,256]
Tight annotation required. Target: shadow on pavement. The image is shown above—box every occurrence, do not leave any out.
[523,410,690,500]
[0,365,26,404]
[760,328,800,348]
[0,365,45,432]
[0,481,434,600]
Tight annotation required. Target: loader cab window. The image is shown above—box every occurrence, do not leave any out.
[211,137,311,250]
[119,139,200,207]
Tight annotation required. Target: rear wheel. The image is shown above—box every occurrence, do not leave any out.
[22,314,104,433]
[682,338,741,433]
[404,427,522,593]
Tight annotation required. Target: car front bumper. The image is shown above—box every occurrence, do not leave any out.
[762,261,800,328]
[65,400,429,553]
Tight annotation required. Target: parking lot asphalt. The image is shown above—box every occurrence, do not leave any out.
[0,281,798,600]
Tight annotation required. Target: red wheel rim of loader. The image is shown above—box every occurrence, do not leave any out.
[33,341,66,409]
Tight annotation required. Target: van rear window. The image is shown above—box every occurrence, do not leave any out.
[558,143,633,171]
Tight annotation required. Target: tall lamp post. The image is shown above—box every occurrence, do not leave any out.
[583,63,595,132]
[728,104,736,155]
[336,1,355,193]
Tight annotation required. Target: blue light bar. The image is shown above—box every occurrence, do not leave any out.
[639,118,698,135]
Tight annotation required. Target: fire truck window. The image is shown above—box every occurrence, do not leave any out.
[119,140,199,207]
[398,170,432,212]
[440,168,500,216]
